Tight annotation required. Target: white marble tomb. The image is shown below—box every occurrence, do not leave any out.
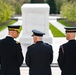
[19,4,53,45]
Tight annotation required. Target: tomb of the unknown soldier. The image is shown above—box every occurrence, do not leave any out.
[19,4,53,44]
[19,3,53,65]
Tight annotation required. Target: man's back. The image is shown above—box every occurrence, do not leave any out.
[58,40,76,75]
[0,36,24,75]
[26,41,53,75]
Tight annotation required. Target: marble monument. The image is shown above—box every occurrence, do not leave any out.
[19,4,53,45]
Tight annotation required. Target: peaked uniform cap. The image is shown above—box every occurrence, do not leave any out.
[32,29,45,36]
[65,27,76,33]
[8,25,22,33]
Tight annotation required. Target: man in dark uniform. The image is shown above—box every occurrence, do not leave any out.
[0,25,24,75]
[25,29,53,75]
[0,40,1,75]
[57,27,76,75]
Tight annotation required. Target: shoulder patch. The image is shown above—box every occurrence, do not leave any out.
[60,45,64,54]
[16,41,19,44]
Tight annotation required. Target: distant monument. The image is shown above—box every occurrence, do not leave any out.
[19,4,53,45]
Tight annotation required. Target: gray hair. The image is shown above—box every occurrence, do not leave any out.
[35,36,43,41]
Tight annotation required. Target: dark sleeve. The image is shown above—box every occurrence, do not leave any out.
[45,43,53,64]
[0,56,1,64]
[50,46,53,64]
[16,43,24,67]
[0,41,1,64]
[57,46,64,70]
[25,47,31,67]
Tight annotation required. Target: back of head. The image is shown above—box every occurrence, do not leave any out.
[32,29,45,43]
[8,25,22,38]
[65,27,76,40]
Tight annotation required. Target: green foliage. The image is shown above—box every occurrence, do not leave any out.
[61,1,76,22]
[49,23,65,37]
[57,19,72,27]
[15,2,21,14]
[0,0,12,24]
[31,0,44,3]
[46,0,57,14]
[4,0,26,15]
[0,19,17,31]
[55,0,67,14]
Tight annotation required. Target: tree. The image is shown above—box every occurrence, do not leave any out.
[25,0,30,3]
[0,0,12,24]
[55,0,67,14]
[46,0,57,14]
[31,0,44,3]
[61,1,76,22]
[3,0,26,15]
[14,2,21,14]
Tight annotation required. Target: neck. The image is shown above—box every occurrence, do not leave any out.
[68,38,75,40]
[8,35,13,38]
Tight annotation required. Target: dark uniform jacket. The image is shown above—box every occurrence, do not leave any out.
[0,40,1,75]
[58,40,76,75]
[26,41,53,75]
[0,39,1,64]
[0,36,24,75]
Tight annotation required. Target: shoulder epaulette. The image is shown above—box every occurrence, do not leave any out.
[16,41,19,44]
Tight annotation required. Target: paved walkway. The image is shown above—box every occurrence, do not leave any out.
[49,15,65,34]
[0,15,67,75]
[49,20,65,34]
[20,67,61,75]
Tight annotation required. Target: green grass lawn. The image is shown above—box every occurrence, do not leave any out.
[0,19,17,31]
[57,19,72,27]
[0,19,66,37]
[49,23,65,37]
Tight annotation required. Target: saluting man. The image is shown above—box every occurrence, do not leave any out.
[25,29,53,75]
[58,27,76,75]
[0,25,24,75]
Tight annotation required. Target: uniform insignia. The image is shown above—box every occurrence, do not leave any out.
[60,46,64,54]
[16,41,19,44]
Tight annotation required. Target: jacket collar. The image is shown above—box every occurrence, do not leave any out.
[36,41,43,44]
[6,36,14,39]
[68,39,76,42]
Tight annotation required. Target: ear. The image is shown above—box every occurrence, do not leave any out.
[34,36,37,43]
[34,36,37,40]
[12,31,15,35]
[68,33,70,37]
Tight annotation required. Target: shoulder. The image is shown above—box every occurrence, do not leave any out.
[60,42,68,48]
[28,44,35,49]
[0,39,2,43]
[0,40,2,44]
[14,40,21,46]
[15,41,20,44]
[44,43,52,48]
[44,43,53,52]
[59,43,68,53]
[0,38,6,43]
[27,44,35,52]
